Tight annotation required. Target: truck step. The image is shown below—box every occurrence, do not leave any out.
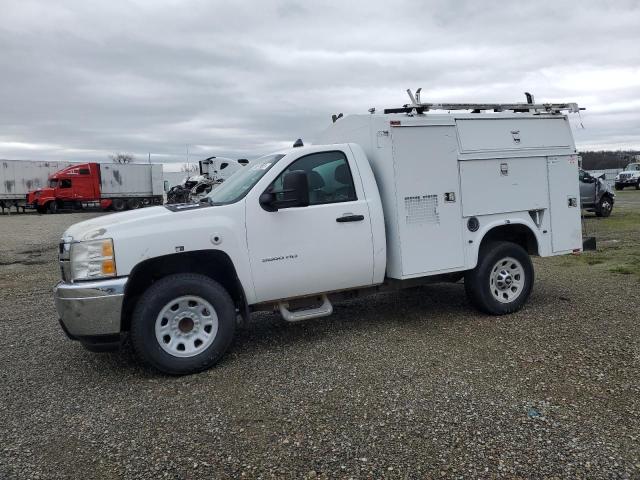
[278,295,333,323]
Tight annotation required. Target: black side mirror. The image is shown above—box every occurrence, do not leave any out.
[260,170,310,212]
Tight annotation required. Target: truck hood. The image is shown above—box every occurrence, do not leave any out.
[63,206,174,242]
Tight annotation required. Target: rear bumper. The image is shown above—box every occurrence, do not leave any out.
[54,277,127,338]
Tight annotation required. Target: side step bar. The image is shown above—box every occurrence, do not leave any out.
[279,295,333,323]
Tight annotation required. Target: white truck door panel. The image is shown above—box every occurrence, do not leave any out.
[391,126,464,275]
[245,150,374,303]
[548,156,582,253]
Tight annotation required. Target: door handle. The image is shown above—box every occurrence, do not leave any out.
[336,214,364,223]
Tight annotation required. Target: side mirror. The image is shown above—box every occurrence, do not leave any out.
[260,170,310,212]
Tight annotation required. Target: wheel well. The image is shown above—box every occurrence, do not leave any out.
[480,224,539,256]
[121,250,246,331]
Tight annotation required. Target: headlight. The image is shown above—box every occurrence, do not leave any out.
[70,239,117,281]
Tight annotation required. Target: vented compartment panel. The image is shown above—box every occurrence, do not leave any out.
[405,195,439,225]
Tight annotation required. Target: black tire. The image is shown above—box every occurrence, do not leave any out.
[127,198,142,209]
[112,198,126,211]
[464,241,534,315]
[614,184,623,190]
[36,205,46,214]
[636,181,640,190]
[47,201,58,214]
[595,195,613,217]
[130,273,236,375]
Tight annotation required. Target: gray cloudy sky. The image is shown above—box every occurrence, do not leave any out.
[1,0,639,163]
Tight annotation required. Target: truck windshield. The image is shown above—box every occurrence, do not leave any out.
[203,153,285,205]
[49,179,58,188]
[624,163,640,171]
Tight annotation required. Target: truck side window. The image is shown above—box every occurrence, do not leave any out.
[79,168,90,175]
[60,179,72,188]
[273,151,357,205]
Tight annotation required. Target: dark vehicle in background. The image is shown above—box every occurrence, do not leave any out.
[579,169,614,217]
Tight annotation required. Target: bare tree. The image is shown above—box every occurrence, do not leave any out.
[110,153,135,164]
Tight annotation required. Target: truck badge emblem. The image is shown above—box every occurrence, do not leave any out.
[511,130,521,144]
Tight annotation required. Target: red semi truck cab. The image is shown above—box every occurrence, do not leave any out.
[27,162,163,213]
[27,163,107,213]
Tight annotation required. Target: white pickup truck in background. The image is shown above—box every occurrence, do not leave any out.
[54,94,584,374]
[615,162,640,190]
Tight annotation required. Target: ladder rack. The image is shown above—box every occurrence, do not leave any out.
[383,89,583,115]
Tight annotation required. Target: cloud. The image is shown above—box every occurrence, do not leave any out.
[0,0,639,164]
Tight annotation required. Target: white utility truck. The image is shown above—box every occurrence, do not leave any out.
[54,92,584,374]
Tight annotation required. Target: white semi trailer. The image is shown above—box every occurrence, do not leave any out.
[0,159,74,212]
[53,92,584,374]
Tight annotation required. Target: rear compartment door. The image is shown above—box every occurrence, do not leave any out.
[548,156,582,253]
[391,126,464,275]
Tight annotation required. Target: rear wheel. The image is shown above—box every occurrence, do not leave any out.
[465,241,534,315]
[127,198,142,209]
[130,273,236,375]
[112,198,126,211]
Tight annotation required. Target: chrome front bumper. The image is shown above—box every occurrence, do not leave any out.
[54,277,128,338]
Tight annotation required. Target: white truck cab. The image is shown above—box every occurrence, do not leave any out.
[55,94,584,374]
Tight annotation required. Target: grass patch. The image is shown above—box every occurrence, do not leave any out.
[609,265,635,275]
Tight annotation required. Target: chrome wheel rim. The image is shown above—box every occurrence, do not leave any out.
[601,200,611,213]
[155,296,218,358]
[489,257,525,304]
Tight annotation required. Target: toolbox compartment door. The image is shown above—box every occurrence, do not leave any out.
[547,156,582,253]
[391,125,465,276]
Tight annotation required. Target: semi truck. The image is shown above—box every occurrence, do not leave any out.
[53,92,584,375]
[0,159,74,213]
[26,162,164,213]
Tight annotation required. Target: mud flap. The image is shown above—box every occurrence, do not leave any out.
[582,236,597,251]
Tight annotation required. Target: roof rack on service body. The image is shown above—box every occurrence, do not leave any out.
[382,89,584,115]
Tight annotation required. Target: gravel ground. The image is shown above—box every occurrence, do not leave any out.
[1,202,639,479]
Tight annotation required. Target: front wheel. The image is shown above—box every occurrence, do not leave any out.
[595,196,613,217]
[465,241,534,315]
[130,273,236,375]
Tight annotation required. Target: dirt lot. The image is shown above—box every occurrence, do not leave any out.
[1,194,639,479]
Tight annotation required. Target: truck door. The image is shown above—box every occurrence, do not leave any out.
[245,149,375,303]
[578,169,595,206]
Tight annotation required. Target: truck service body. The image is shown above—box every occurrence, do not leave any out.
[27,162,164,213]
[53,98,584,374]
